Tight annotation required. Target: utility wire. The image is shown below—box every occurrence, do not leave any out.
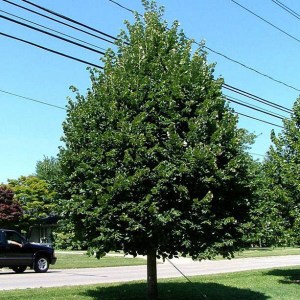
[235,111,283,128]
[1,14,107,56]
[107,0,300,93]
[0,3,287,128]
[11,0,300,94]
[207,45,300,93]
[12,0,292,114]
[271,0,300,21]
[249,152,266,157]
[231,0,300,45]
[0,31,102,69]
[2,0,116,45]
[1,32,283,129]
[225,95,285,120]
[20,0,117,42]
[223,83,292,114]
[108,0,135,14]
[0,89,66,110]
[0,9,107,52]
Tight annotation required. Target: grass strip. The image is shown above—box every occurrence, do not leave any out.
[52,253,146,269]
[0,266,299,299]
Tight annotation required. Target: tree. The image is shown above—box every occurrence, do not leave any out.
[241,160,283,247]
[0,185,23,228]
[58,1,256,298]
[256,98,300,246]
[8,176,57,230]
[35,156,60,185]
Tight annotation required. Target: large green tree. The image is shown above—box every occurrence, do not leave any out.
[256,98,300,246]
[58,2,256,298]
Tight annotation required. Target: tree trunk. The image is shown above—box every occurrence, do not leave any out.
[147,249,158,300]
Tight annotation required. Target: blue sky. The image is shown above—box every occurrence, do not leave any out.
[1,0,299,183]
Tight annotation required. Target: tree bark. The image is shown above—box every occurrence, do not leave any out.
[147,249,158,300]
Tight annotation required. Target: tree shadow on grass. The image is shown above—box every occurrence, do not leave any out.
[266,268,300,285]
[81,281,268,300]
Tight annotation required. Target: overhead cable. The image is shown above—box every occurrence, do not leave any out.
[9,0,300,93]
[20,0,117,42]
[108,0,135,13]
[225,95,285,120]
[2,0,116,45]
[0,31,102,69]
[231,0,300,45]
[0,9,107,52]
[223,83,292,114]
[271,0,300,21]
[12,0,294,113]
[107,0,300,93]
[235,112,283,128]
[1,14,107,56]
[1,31,283,129]
[0,89,66,110]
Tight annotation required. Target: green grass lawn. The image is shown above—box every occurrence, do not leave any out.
[231,247,300,259]
[0,267,299,299]
[53,247,300,269]
[53,252,146,269]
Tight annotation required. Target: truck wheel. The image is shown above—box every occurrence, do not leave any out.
[12,266,27,273]
[34,256,49,273]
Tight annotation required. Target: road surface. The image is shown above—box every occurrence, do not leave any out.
[1,255,300,290]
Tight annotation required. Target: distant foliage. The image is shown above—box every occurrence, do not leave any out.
[35,156,61,184]
[8,176,57,229]
[250,98,300,246]
[0,185,23,226]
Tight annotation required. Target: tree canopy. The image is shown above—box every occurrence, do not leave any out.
[35,156,60,185]
[58,1,256,298]
[0,185,23,227]
[8,176,57,229]
[256,98,300,246]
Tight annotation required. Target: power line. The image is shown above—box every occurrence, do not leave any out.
[223,84,292,114]
[231,0,300,45]
[106,0,300,93]
[2,30,286,121]
[0,2,287,129]
[249,152,266,158]
[108,0,135,14]
[0,9,107,52]
[206,45,300,93]
[1,14,107,56]
[0,31,102,69]
[224,95,286,120]
[235,111,283,128]
[20,0,291,115]
[11,0,300,94]
[0,86,265,158]
[0,89,66,110]
[20,0,118,42]
[2,0,116,45]
[1,31,284,129]
[271,0,300,21]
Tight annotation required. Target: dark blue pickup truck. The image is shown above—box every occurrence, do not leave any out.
[0,229,57,273]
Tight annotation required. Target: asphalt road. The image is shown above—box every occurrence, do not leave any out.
[1,255,300,291]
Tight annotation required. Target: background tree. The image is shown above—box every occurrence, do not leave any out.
[241,160,284,247]
[8,176,57,231]
[0,185,23,228]
[35,156,61,185]
[58,1,256,299]
[253,98,300,246]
